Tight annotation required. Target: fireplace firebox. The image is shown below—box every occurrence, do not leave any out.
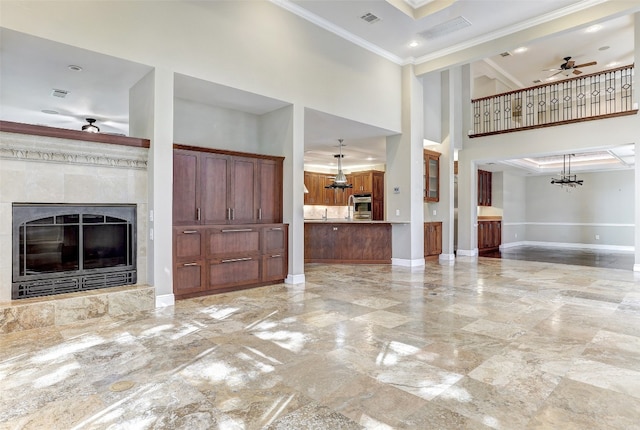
[12,203,137,299]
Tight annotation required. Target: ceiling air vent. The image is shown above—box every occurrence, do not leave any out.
[418,15,471,40]
[51,89,69,98]
[360,12,381,24]
[500,51,512,57]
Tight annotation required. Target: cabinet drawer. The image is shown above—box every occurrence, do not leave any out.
[174,261,204,295]
[208,257,260,289]
[262,254,287,282]
[207,227,260,257]
[174,228,203,260]
[263,225,287,253]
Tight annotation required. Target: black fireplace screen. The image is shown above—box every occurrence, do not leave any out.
[12,204,136,299]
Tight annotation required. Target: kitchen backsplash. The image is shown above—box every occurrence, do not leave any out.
[304,205,350,220]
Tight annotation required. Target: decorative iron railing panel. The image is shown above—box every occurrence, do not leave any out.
[471,65,635,136]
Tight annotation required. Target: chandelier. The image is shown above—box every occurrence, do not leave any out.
[551,154,583,187]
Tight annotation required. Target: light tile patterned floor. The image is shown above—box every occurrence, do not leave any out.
[2,258,640,429]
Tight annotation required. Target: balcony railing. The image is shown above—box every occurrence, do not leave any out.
[470,64,635,137]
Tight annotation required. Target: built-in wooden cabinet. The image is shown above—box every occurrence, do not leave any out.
[478,169,492,207]
[173,146,284,225]
[478,218,501,251]
[424,222,442,257]
[173,224,288,299]
[304,222,391,263]
[173,145,287,299]
[424,150,440,202]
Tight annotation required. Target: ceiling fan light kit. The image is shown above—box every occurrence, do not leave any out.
[81,118,100,133]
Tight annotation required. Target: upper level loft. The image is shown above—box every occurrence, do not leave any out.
[470,64,636,138]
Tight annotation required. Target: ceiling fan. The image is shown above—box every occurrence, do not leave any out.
[545,56,597,77]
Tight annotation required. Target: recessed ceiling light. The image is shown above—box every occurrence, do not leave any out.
[68,65,83,72]
[585,24,602,33]
[598,45,610,51]
[513,47,528,54]
[41,109,59,115]
[409,40,419,48]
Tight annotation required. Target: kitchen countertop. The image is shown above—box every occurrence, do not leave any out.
[304,219,407,224]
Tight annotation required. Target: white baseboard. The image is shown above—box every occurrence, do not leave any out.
[501,241,634,253]
[456,249,478,257]
[439,253,455,261]
[285,274,305,284]
[155,294,175,307]
[392,258,425,267]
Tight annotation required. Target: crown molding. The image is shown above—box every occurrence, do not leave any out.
[269,0,404,65]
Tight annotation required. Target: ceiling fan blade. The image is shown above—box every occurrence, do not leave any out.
[549,70,563,77]
[574,61,597,68]
[573,69,582,75]
[543,68,562,71]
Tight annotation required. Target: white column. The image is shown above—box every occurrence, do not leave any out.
[285,104,306,283]
[130,68,175,305]
[387,64,425,266]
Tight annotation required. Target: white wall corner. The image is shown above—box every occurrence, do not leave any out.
[285,274,306,284]
[392,258,426,267]
[155,294,175,307]
[634,264,640,272]
[456,249,478,257]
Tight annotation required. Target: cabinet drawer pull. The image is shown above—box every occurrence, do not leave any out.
[270,227,283,231]
[222,229,253,233]
[182,230,198,234]
[271,254,281,258]
[183,262,198,267]
[221,257,252,263]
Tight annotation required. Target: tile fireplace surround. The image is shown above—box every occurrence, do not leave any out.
[0,129,152,332]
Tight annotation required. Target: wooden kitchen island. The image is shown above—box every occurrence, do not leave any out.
[304,221,392,264]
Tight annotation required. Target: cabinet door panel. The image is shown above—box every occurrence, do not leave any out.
[173,151,199,225]
[230,158,257,223]
[263,225,287,253]
[258,159,281,223]
[201,154,229,224]
[304,224,337,260]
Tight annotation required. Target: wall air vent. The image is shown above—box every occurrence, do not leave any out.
[51,89,69,98]
[360,12,381,24]
[500,51,512,57]
[418,15,471,40]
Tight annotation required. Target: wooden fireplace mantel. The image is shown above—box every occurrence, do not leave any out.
[0,120,150,148]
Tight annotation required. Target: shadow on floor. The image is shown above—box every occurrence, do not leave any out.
[481,246,635,270]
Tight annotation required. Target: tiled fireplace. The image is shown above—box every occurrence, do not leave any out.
[0,128,153,333]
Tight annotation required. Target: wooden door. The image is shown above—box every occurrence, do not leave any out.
[201,153,230,224]
[257,159,282,223]
[173,150,200,225]
[229,157,257,223]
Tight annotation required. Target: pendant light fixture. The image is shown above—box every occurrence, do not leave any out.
[551,154,583,187]
[82,118,100,133]
[325,139,353,190]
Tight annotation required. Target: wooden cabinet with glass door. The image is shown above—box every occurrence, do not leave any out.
[424,149,440,202]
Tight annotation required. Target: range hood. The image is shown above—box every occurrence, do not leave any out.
[325,139,353,190]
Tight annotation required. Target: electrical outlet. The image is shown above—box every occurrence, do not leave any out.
[595,234,600,240]
[515,233,518,238]
[150,228,154,240]
[149,210,154,222]
[395,209,400,216]
[433,210,436,216]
